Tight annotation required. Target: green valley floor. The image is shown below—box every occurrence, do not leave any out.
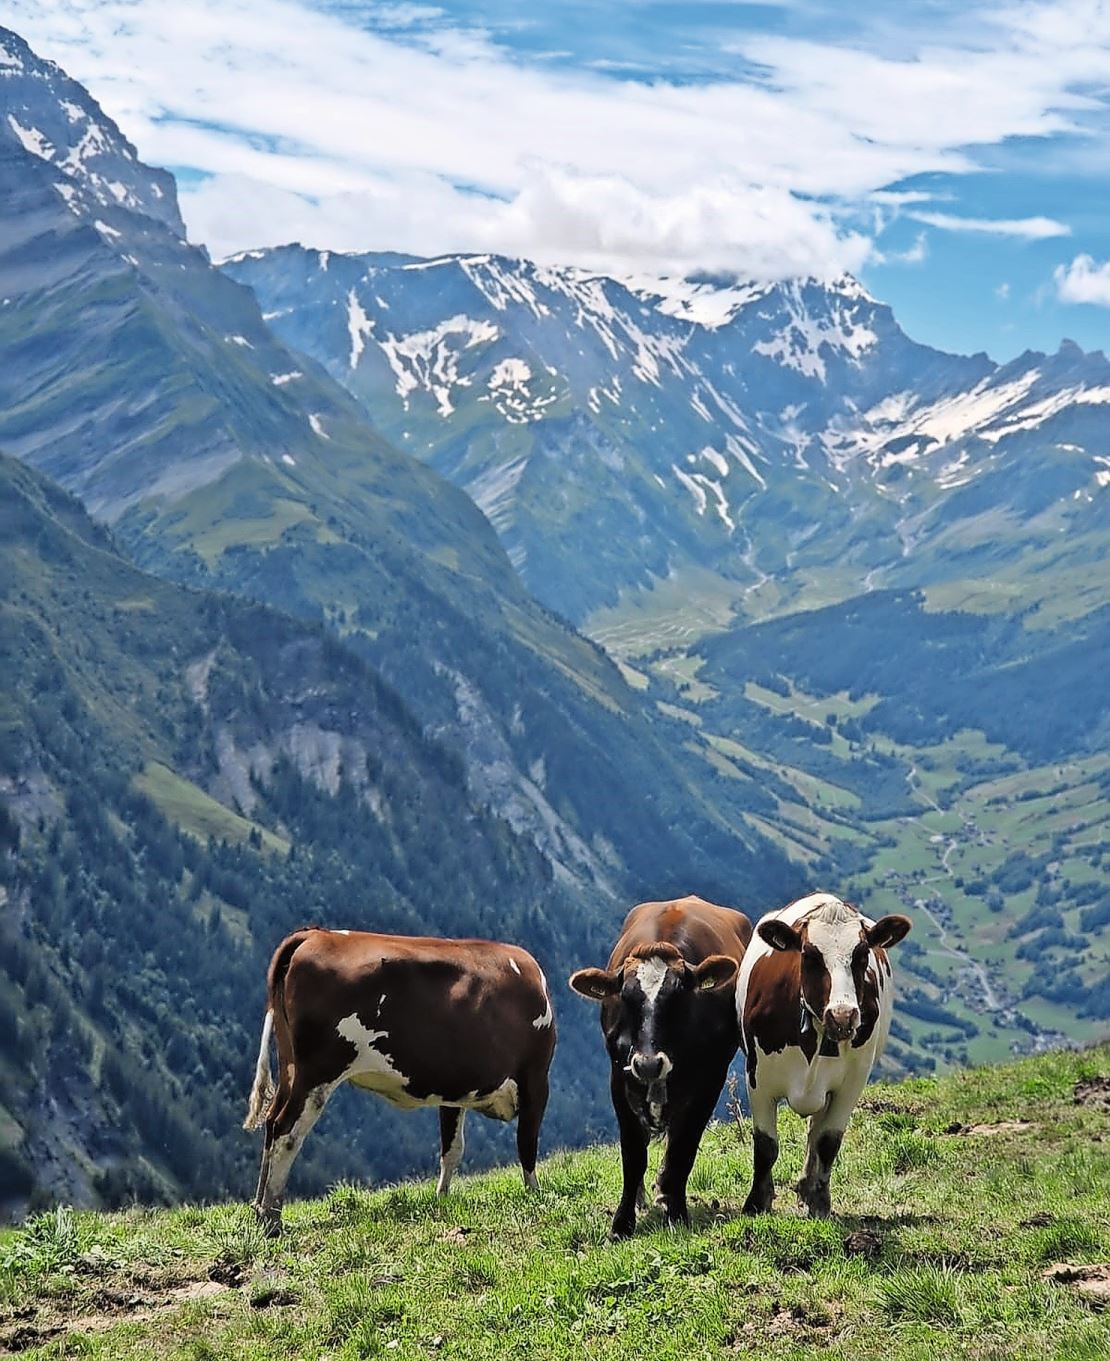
[2,1046,1108,1360]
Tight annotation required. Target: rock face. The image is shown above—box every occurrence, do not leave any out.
[0,25,793,921]
[224,246,1110,627]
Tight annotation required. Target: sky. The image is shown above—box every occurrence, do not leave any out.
[9,0,1110,359]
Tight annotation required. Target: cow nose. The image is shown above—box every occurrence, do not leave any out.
[630,1052,665,1083]
[824,1005,860,1041]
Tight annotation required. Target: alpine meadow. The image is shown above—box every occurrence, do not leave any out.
[0,4,1108,1360]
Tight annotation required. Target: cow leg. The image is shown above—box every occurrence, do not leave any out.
[516,1071,549,1192]
[610,1069,649,1238]
[255,1078,337,1234]
[251,1043,295,1213]
[655,1084,719,1229]
[797,1080,864,1218]
[742,1087,779,1215]
[436,1108,467,1196]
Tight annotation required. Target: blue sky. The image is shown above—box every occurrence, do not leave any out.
[11,0,1110,359]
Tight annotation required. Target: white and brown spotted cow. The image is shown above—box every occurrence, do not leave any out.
[244,927,556,1232]
[570,895,752,1237]
[736,893,911,1218]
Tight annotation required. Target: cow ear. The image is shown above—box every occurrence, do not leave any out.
[866,915,912,950]
[758,919,801,953]
[568,967,620,1001]
[689,954,738,991]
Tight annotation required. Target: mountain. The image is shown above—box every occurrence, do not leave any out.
[223,246,1109,634]
[0,26,795,914]
[223,250,1110,1066]
[0,450,607,1216]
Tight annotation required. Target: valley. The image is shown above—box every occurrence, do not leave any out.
[0,20,1106,1222]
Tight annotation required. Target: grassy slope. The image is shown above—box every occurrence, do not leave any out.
[726,682,1110,1064]
[593,569,1108,1069]
[3,1047,1108,1361]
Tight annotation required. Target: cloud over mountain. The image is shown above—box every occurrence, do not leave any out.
[8,0,1110,285]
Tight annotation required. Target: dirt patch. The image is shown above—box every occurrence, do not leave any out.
[0,1279,231,1355]
[1021,1211,1055,1228]
[440,1226,473,1245]
[731,1300,842,1346]
[844,1229,884,1258]
[1044,1262,1110,1308]
[858,1097,909,1114]
[944,1120,1033,1136]
[1074,1076,1110,1113]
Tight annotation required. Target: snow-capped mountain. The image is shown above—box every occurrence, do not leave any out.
[1,28,182,235]
[0,24,794,909]
[225,245,1109,627]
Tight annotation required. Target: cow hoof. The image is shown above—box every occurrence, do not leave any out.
[742,1196,771,1216]
[254,1207,283,1238]
[610,1214,636,1240]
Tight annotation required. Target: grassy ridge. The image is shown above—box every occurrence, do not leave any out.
[3,1046,1108,1360]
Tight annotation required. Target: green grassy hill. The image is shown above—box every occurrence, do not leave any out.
[3,1046,1108,1360]
[598,584,1110,1072]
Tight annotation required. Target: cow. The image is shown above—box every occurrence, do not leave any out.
[244,926,557,1233]
[735,892,911,1218]
[569,895,753,1237]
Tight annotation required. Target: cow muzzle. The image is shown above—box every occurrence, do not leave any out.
[823,1005,860,1043]
[629,1051,673,1084]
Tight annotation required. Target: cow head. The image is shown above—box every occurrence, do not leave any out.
[758,899,911,1044]
[569,944,737,1119]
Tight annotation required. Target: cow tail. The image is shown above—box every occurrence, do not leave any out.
[243,929,317,1131]
[243,1009,275,1131]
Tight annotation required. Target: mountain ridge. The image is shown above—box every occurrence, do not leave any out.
[222,242,1108,633]
[0,25,796,914]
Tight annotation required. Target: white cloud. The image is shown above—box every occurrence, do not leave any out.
[996,280,1012,300]
[5,0,1106,278]
[909,211,1071,239]
[885,232,929,265]
[1055,253,1110,305]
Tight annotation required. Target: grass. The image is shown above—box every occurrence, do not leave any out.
[2,1047,1108,1360]
[134,763,290,855]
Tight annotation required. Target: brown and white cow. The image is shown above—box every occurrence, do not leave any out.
[735,893,911,1218]
[244,926,557,1232]
[569,895,752,1237]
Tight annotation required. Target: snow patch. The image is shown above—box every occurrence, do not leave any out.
[379,315,499,416]
[7,116,53,160]
[347,288,374,368]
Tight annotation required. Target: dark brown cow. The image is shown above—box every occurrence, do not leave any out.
[569,895,752,1237]
[244,927,557,1232]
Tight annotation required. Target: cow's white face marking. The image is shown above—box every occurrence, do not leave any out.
[533,968,553,1029]
[629,957,677,1078]
[635,957,670,1007]
[509,958,521,975]
[805,902,864,1016]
